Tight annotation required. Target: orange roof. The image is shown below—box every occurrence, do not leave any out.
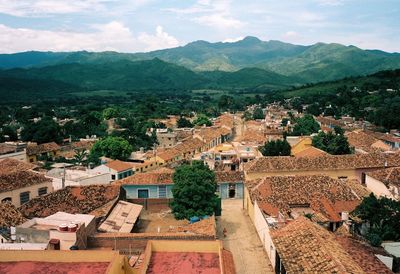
[271,217,365,273]
[26,142,60,156]
[294,146,328,158]
[105,160,133,172]
[0,158,35,174]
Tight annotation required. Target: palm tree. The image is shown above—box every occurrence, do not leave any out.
[74,149,88,165]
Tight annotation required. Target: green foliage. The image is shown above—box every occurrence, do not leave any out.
[89,136,133,161]
[242,111,252,121]
[102,107,119,120]
[352,193,400,246]
[252,107,264,120]
[193,114,212,126]
[0,125,18,141]
[260,139,291,156]
[292,114,320,136]
[171,161,218,220]
[312,127,352,155]
[73,149,88,165]
[177,117,193,128]
[21,117,63,144]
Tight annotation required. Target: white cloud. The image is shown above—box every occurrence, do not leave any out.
[166,0,245,30]
[223,36,244,43]
[0,22,180,53]
[316,0,345,6]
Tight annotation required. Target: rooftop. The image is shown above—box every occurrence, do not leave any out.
[246,175,361,222]
[346,131,390,153]
[105,160,133,172]
[98,201,143,233]
[26,142,60,156]
[245,153,400,173]
[0,158,35,174]
[19,185,119,218]
[293,146,328,158]
[271,217,364,273]
[0,261,110,274]
[366,167,400,187]
[0,202,26,227]
[0,170,51,193]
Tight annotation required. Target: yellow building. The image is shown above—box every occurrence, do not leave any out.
[26,142,61,163]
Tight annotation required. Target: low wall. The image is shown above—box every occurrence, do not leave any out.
[88,232,216,255]
[127,198,172,212]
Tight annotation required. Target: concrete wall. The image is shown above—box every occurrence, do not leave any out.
[0,181,53,207]
[219,183,243,199]
[365,175,395,199]
[253,201,276,270]
[123,185,173,199]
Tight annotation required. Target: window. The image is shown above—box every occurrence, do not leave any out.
[138,189,149,198]
[338,176,348,180]
[38,187,47,196]
[29,158,34,163]
[158,185,167,198]
[20,191,30,205]
[1,197,12,203]
[111,174,116,180]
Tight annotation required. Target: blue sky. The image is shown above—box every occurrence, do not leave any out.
[0,0,399,53]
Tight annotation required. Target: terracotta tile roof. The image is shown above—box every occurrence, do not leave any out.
[215,171,244,183]
[346,131,390,152]
[294,146,328,158]
[116,169,242,186]
[366,167,400,187]
[221,249,236,274]
[247,175,361,222]
[346,179,371,198]
[157,148,181,162]
[336,236,393,274]
[245,153,400,173]
[19,185,120,218]
[237,130,265,144]
[26,142,60,156]
[214,114,234,129]
[271,217,365,273]
[0,158,35,174]
[0,144,15,155]
[0,171,51,193]
[116,168,174,186]
[316,116,344,127]
[0,202,26,227]
[105,160,133,172]
[195,127,225,143]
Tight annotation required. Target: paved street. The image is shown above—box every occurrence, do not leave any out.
[216,199,274,274]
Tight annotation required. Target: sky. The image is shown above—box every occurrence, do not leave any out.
[0,0,399,53]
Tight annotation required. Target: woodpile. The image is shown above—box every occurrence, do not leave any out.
[19,185,119,218]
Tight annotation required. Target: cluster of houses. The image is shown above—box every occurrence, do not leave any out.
[0,108,400,273]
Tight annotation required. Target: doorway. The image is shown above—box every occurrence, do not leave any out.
[228,183,236,198]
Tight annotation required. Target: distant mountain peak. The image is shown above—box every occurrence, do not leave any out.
[238,36,262,44]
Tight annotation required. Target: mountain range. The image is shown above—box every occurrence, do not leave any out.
[0,36,400,97]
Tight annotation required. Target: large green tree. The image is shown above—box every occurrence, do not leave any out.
[21,117,63,144]
[312,126,352,155]
[352,194,400,246]
[193,114,212,126]
[292,114,320,136]
[171,161,218,220]
[89,136,133,162]
[252,107,264,120]
[260,139,291,156]
[177,116,193,128]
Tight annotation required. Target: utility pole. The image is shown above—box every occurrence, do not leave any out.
[62,163,66,189]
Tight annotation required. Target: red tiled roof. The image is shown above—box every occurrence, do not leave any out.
[19,185,119,218]
[0,171,51,193]
[271,217,365,273]
[366,167,400,187]
[0,202,26,227]
[0,158,35,174]
[294,146,328,158]
[105,160,133,172]
[245,153,400,173]
[26,142,60,156]
[247,175,361,222]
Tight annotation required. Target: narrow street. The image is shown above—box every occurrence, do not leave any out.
[216,199,274,274]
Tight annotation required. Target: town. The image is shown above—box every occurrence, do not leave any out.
[0,98,399,273]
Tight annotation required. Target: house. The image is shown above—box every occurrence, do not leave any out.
[365,167,400,200]
[294,146,328,158]
[269,217,392,274]
[244,153,400,182]
[155,129,178,148]
[92,160,133,182]
[0,143,26,161]
[116,168,244,200]
[26,142,61,163]
[0,159,53,207]
[16,212,96,250]
[244,175,362,233]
